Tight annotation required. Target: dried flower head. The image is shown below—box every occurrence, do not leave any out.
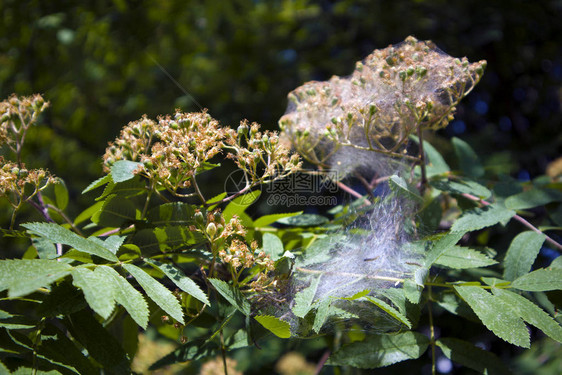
[104,110,301,197]
[0,94,49,148]
[279,36,486,171]
[0,156,56,207]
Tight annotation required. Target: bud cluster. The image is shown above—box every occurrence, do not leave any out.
[0,156,55,208]
[0,94,49,148]
[103,110,301,197]
[279,36,486,168]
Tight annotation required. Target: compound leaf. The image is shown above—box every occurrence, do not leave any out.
[511,268,562,292]
[71,268,115,319]
[292,276,321,318]
[208,278,251,316]
[366,296,411,328]
[145,259,209,305]
[455,286,530,347]
[451,205,515,233]
[123,264,184,325]
[434,245,497,269]
[253,211,302,227]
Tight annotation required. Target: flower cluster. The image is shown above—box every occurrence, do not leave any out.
[279,36,486,168]
[0,156,55,208]
[0,94,49,149]
[104,110,301,198]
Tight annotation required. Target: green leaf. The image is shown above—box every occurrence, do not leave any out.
[94,194,137,227]
[436,338,510,375]
[208,278,251,316]
[312,298,331,333]
[132,226,205,255]
[430,178,491,199]
[453,137,484,178]
[145,259,209,305]
[454,285,530,347]
[64,309,130,374]
[341,289,370,301]
[54,179,69,210]
[277,213,329,227]
[206,192,227,209]
[71,268,115,319]
[0,259,72,297]
[327,332,429,369]
[422,140,450,177]
[424,231,465,268]
[123,263,184,325]
[503,231,546,281]
[96,266,149,328]
[451,205,515,233]
[73,201,104,226]
[292,276,321,318]
[511,268,562,291]
[261,233,284,261]
[505,188,562,210]
[254,211,303,227]
[492,289,562,343]
[434,245,497,269]
[23,222,118,262]
[111,160,143,183]
[82,175,112,194]
[33,237,58,260]
[254,315,291,338]
[366,296,411,328]
[96,177,145,201]
[223,190,261,221]
[388,175,422,202]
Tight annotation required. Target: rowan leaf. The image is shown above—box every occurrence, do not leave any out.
[71,268,115,319]
[208,278,251,316]
[436,337,510,374]
[434,245,497,269]
[454,285,530,347]
[123,264,184,325]
[0,259,72,297]
[366,296,411,328]
[503,231,546,281]
[511,268,562,292]
[292,276,321,318]
[451,205,515,233]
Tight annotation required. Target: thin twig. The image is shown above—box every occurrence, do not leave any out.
[461,193,562,251]
[314,350,331,375]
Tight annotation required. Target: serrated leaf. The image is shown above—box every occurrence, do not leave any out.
[132,226,205,255]
[82,175,112,194]
[492,289,562,343]
[424,231,465,268]
[0,259,72,297]
[253,211,303,227]
[436,338,510,374]
[223,190,261,221]
[388,175,422,202]
[277,214,329,227]
[505,188,562,210]
[123,264,184,325]
[404,279,423,303]
[503,231,546,281]
[366,296,411,328]
[96,266,149,328]
[208,278,251,316]
[430,178,491,199]
[111,160,143,183]
[292,276,321,318]
[96,177,145,201]
[312,298,331,333]
[451,205,515,232]
[33,237,58,260]
[453,137,484,178]
[261,233,284,261]
[454,285,530,347]
[71,268,115,319]
[64,309,130,374]
[145,259,209,305]
[73,201,104,226]
[254,315,291,338]
[328,332,429,369]
[341,289,370,301]
[511,268,562,291]
[435,245,497,269]
[206,192,227,209]
[23,222,118,262]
